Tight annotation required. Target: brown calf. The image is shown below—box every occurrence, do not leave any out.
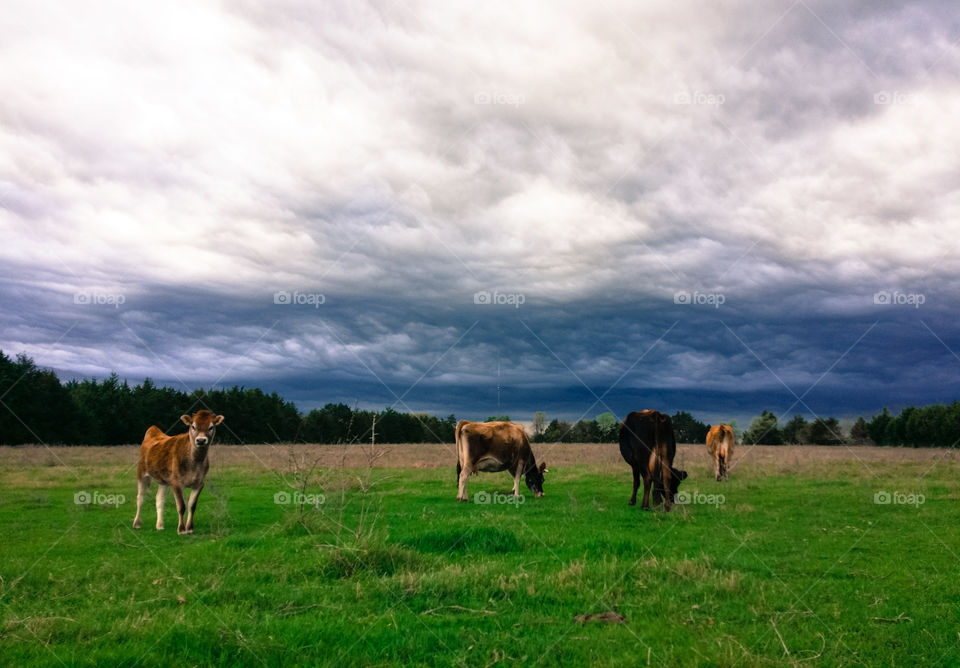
[132,409,224,534]
[706,424,735,481]
[456,420,546,502]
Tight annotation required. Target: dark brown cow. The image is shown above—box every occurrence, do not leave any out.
[456,420,546,502]
[132,409,224,534]
[706,424,735,481]
[619,409,687,511]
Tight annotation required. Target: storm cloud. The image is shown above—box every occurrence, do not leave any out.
[2,0,959,427]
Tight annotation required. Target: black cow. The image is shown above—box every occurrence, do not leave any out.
[619,409,687,511]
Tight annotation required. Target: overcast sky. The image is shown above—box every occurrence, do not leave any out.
[2,0,959,428]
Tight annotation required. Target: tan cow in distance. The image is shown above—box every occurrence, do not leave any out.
[706,424,735,481]
[456,420,546,502]
[133,409,224,534]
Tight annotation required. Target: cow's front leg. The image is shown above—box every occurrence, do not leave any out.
[629,466,640,506]
[661,466,673,512]
[511,463,523,497]
[184,484,203,534]
[457,461,470,502]
[155,484,167,530]
[133,476,149,528]
[172,486,188,534]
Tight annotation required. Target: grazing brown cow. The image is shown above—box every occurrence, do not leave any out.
[706,424,735,481]
[619,410,687,511]
[132,409,224,534]
[456,420,546,502]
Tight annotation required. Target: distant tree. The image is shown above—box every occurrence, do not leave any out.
[743,410,782,445]
[569,419,600,443]
[595,412,618,442]
[867,408,893,446]
[671,411,709,444]
[542,419,573,443]
[727,419,741,443]
[781,415,809,444]
[849,417,871,445]
[533,411,546,436]
[485,415,510,422]
[808,417,844,445]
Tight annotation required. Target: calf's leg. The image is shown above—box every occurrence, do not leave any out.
[172,486,188,534]
[155,484,167,530]
[133,476,149,529]
[185,484,203,534]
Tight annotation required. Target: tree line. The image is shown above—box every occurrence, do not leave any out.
[1,351,958,446]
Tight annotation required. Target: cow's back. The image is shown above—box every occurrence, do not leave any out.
[706,424,734,456]
[619,411,657,466]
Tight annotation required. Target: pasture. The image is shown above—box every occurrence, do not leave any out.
[1,442,958,667]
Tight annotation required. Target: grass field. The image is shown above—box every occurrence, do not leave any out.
[1,442,959,667]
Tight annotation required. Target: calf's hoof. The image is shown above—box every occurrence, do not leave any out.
[133,520,141,529]
[628,499,636,506]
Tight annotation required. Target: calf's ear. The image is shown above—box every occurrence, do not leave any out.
[678,469,688,481]
[538,461,547,473]
[180,414,192,426]
[213,414,225,425]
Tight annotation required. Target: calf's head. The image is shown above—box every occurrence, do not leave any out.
[181,410,225,449]
[525,461,548,497]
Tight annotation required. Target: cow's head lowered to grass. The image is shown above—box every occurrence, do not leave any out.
[181,409,225,450]
[525,461,548,497]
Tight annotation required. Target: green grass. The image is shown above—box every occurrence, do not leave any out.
[1,452,959,666]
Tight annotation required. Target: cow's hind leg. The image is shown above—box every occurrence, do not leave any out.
[457,462,470,502]
[629,466,640,506]
[155,484,167,530]
[184,485,203,534]
[640,475,652,510]
[133,476,149,528]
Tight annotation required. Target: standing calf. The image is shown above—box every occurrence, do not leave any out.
[706,424,735,481]
[133,410,224,534]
